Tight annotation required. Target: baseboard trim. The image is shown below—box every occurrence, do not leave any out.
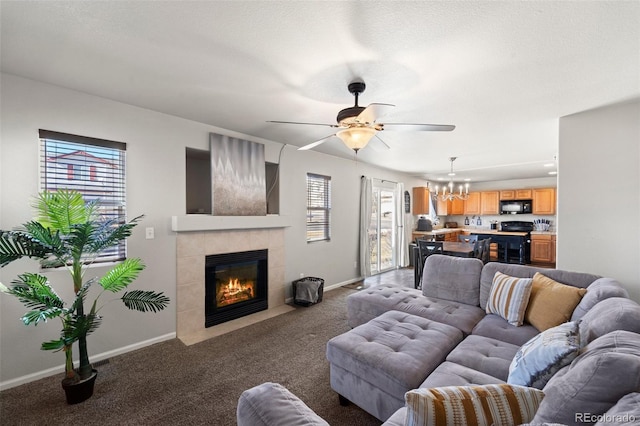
[0,332,176,391]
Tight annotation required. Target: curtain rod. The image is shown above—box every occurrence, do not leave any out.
[361,175,399,184]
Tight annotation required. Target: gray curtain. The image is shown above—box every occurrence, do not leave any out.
[359,176,373,278]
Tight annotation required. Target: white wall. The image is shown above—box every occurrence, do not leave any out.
[558,100,640,301]
[0,73,424,387]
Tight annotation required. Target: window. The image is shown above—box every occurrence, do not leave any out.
[306,173,331,242]
[39,129,127,263]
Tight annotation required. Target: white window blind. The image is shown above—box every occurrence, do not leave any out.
[306,173,331,242]
[39,129,127,263]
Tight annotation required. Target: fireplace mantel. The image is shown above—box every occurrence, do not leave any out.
[171,214,290,232]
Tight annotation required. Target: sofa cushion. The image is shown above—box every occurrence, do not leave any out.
[237,382,329,426]
[419,361,505,389]
[508,321,580,389]
[594,393,640,425]
[404,384,544,426]
[525,272,587,331]
[571,277,630,321]
[346,284,485,334]
[485,272,533,326]
[421,254,484,306]
[533,330,640,425]
[471,314,540,346]
[480,262,600,311]
[579,297,640,345]
[445,335,519,381]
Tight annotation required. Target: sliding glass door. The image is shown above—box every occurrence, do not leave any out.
[369,181,397,275]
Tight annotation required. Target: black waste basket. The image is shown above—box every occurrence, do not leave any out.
[292,277,324,307]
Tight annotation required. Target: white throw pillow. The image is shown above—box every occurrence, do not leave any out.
[508,321,581,389]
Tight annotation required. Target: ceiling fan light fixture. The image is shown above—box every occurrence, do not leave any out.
[336,127,376,153]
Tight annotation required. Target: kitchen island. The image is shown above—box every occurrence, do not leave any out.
[468,230,529,264]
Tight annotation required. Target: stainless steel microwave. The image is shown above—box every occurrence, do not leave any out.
[500,200,532,215]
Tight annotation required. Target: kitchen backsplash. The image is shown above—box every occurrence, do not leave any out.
[437,214,556,232]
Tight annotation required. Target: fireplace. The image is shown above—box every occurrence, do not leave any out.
[205,249,268,327]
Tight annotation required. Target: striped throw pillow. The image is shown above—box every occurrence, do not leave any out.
[486,272,533,326]
[404,384,544,426]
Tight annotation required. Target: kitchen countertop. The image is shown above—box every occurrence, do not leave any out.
[530,231,556,235]
[413,228,546,237]
[413,228,461,235]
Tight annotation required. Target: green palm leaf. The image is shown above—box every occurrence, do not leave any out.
[4,273,66,325]
[8,273,65,309]
[41,338,67,352]
[68,222,99,262]
[34,190,98,233]
[100,258,145,293]
[121,290,170,313]
[21,308,65,326]
[88,215,142,254]
[0,230,53,267]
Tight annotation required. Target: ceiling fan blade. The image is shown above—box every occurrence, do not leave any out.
[357,103,395,124]
[371,134,391,151]
[381,123,456,132]
[297,134,336,151]
[267,120,338,128]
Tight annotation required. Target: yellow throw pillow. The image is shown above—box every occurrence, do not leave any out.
[404,384,544,426]
[525,272,587,331]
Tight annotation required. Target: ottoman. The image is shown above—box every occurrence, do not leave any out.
[326,310,464,421]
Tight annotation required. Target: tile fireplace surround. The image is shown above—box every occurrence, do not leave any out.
[174,217,291,345]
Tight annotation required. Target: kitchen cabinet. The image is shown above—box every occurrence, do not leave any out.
[531,233,556,264]
[480,191,500,215]
[412,187,430,215]
[500,189,533,200]
[516,189,533,199]
[533,188,556,215]
[436,198,448,216]
[444,231,460,242]
[463,192,481,215]
[451,198,465,215]
[436,198,465,216]
[500,190,515,200]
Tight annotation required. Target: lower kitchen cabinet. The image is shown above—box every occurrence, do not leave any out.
[531,233,556,265]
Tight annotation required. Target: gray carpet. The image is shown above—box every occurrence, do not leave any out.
[0,286,381,425]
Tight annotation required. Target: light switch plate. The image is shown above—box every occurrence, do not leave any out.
[145,227,155,240]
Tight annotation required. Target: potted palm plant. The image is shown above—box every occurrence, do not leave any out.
[0,190,169,404]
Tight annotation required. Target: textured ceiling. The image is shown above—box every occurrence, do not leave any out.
[2,1,639,182]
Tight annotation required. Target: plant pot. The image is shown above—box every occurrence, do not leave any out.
[61,369,98,405]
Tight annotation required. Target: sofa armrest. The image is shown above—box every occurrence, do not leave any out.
[237,382,329,426]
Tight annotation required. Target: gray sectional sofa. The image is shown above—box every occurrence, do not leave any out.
[238,255,640,425]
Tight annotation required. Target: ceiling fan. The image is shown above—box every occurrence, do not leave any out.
[268,81,455,153]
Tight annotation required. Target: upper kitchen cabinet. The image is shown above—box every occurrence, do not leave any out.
[437,198,464,216]
[532,188,556,215]
[500,189,533,200]
[480,191,500,215]
[413,186,430,215]
[464,192,481,215]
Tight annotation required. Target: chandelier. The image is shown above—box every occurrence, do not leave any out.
[434,157,470,201]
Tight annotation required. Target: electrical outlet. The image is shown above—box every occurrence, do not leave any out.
[145,227,155,240]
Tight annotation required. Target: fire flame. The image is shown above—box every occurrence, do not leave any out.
[216,277,255,307]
